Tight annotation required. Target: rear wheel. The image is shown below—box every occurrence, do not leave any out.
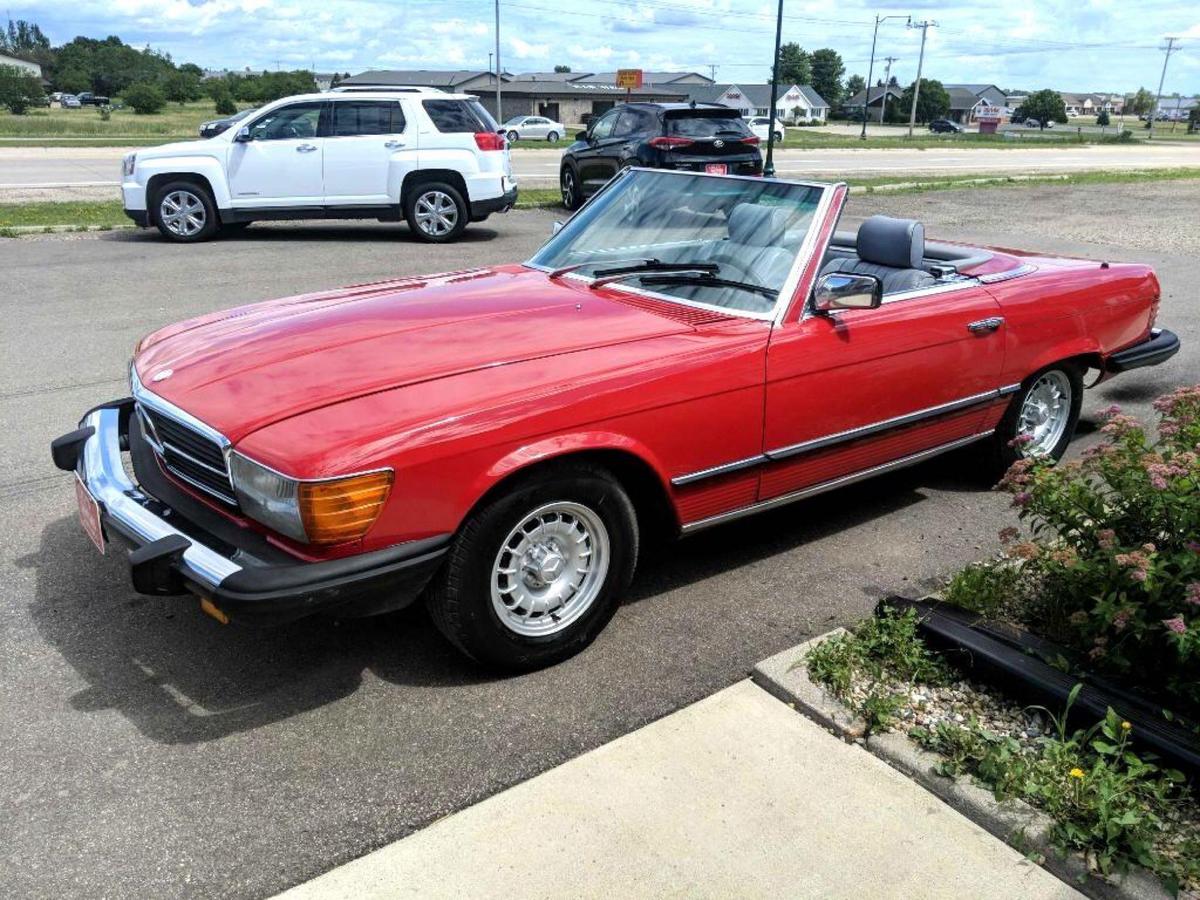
[404,182,468,243]
[560,165,582,210]
[990,363,1083,472]
[506,130,520,143]
[773,130,783,142]
[426,463,638,670]
[153,181,219,243]
[547,131,559,142]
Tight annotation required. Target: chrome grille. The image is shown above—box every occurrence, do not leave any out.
[137,404,238,506]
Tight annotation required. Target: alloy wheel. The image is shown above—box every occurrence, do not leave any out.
[1017,370,1072,455]
[159,190,206,238]
[490,501,610,637]
[561,169,576,207]
[414,190,459,237]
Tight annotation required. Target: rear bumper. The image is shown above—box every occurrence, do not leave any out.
[52,401,450,626]
[470,185,518,220]
[1105,328,1181,374]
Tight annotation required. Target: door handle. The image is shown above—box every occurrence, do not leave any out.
[295,143,317,153]
[967,316,1005,333]
[384,140,406,148]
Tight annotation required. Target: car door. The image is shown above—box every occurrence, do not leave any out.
[525,117,549,139]
[323,99,414,206]
[575,109,621,192]
[227,101,326,208]
[759,201,1008,501]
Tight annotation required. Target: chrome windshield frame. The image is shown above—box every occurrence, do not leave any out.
[524,168,836,323]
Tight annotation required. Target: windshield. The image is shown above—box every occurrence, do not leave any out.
[529,169,826,316]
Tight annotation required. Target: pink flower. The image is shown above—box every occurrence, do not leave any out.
[1012,491,1032,508]
[1186,583,1200,607]
[1008,433,1035,448]
[1163,616,1187,635]
[1130,569,1148,583]
[1187,541,1200,553]
[998,526,1021,544]
[1096,529,1116,550]
[1102,404,1122,417]
[1113,609,1131,631]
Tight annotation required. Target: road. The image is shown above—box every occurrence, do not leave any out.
[2,181,1196,897]
[1,140,1198,201]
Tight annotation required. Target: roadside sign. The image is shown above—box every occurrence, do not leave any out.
[976,104,1002,122]
[615,69,643,90]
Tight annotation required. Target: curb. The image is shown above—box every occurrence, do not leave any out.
[752,633,1173,900]
[0,223,132,236]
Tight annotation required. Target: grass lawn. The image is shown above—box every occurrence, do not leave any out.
[0,101,240,140]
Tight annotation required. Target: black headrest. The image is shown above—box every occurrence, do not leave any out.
[728,203,789,247]
[856,215,925,269]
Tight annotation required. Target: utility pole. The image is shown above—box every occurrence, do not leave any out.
[494,0,503,123]
[709,64,717,81]
[1147,37,1179,140]
[879,56,898,123]
[764,0,784,176]
[862,14,909,140]
[907,19,935,139]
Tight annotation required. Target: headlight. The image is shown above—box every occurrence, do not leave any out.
[122,152,136,176]
[229,453,393,545]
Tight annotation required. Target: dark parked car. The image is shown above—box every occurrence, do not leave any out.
[198,106,257,139]
[559,103,762,210]
[929,118,962,134]
[76,91,110,107]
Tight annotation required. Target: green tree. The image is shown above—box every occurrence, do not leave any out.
[773,42,810,86]
[1022,88,1067,130]
[808,48,844,109]
[845,74,865,98]
[553,64,571,73]
[163,69,202,103]
[1096,109,1110,127]
[212,86,237,115]
[0,63,44,113]
[897,78,950,124]
[1127,86,1155,118]
[1,18,51,65]
[123,82,165,114]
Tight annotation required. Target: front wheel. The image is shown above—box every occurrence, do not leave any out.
[404,182,468,243]
[547,131,559,142]
[506,130,520,143]
[560,165,582,210]
[990,363,1083,471]
[153,181,219,243]
[773,131,783,142]
[426,463,638,670]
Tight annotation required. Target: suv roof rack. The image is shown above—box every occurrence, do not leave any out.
[329,85,446,94]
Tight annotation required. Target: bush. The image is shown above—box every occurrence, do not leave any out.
[985,386,1200,714]
[1096,109,1111,127]
[122,83,165,115]
[213,89,237,116]
[0,64,44,115]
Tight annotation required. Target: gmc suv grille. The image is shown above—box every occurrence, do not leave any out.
[137,404,238,506]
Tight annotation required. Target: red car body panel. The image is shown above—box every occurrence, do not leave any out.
[130,188,1164,563]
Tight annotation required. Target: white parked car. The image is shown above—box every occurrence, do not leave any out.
[744,116,786,142]
[120,91,517,244]
[502,115,566,142]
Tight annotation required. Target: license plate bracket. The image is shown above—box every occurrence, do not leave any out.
[705,163,728,174]
[75,473,105,554]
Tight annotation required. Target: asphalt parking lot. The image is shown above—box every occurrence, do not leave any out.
[3,182,1197,897]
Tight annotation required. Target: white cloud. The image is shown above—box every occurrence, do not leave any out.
[509,36,549,58]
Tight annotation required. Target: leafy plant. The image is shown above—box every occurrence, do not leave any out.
[122,82,165,115]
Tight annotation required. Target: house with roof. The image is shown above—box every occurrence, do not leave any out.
[580,71,714,87]
[842,84,904,117]
[680,83,830,123]
[943,84,1007,123]
[338,69,506,92]
[0,50,42,80]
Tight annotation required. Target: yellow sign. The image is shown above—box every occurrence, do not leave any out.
[615,69,644,90]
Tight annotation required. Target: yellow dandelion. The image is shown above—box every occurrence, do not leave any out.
[1069,767,1085,779]
[1121,721,1132,732]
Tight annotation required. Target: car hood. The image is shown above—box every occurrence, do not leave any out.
[134,265,699,443]
[135,138,227,160]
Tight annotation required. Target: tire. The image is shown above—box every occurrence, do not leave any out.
[773,131,783,142]
[152,180,219,243]
[560,165,582,210]
[426,463,639,670]
[507,130,520,143]
[990,363,1084,472]
[547,131,559,142]
[404,181,469,243]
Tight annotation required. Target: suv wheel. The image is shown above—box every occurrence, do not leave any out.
[404,182,468,243]
[560,165,582,210]
[426,462,638,670]
[153,181,219,243]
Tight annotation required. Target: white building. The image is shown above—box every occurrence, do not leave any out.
[0,51,42,78]
[683,83,830,123]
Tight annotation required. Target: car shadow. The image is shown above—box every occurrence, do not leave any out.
[110,223,503,244]
[24,448,993,746]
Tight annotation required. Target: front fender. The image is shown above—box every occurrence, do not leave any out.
[137,155,232,208]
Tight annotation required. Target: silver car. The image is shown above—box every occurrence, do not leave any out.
[503,115,566,143]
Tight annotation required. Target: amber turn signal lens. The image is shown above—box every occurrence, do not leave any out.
[299,471,393,545]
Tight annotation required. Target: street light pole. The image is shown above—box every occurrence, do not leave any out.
[907,19,935,139]
[861,15,909,140]
[764,0,784,176]
[494,0,503,123]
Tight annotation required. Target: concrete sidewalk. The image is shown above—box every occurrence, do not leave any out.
[278,681,1078,900]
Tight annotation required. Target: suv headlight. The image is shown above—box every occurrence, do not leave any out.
[228,452,393,545]
[122,152,137,176]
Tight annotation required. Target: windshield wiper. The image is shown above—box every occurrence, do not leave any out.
[590,260,720,288]
[547,257,660,279]
[637,272,778,301]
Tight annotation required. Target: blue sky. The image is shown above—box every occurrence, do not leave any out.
[13,0,1200,94]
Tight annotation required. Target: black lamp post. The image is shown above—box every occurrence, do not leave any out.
[763,0,785,177]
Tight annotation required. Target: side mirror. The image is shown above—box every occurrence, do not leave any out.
[234,125,251,142]
[576,130,589,142]
[813,272,883,312]
[551,220,564,235]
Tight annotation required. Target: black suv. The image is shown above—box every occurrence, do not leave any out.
[560,103,763,210]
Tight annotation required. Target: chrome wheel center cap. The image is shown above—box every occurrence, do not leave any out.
[522,543,566,588]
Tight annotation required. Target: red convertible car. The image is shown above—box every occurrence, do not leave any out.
[54,169,1179,669]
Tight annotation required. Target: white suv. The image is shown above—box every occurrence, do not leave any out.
[121,91,517,243]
